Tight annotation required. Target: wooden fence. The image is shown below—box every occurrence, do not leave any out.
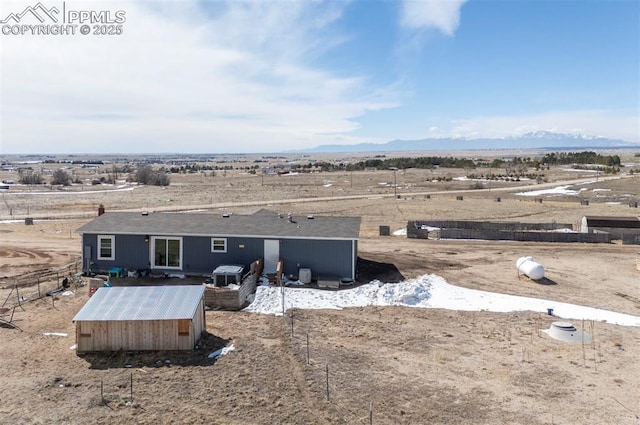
[204,258,263,310]
[1,259,82,310]
[406,221,611,243]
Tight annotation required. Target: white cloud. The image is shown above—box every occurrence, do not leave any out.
[400,0,468,36]
[439,110,640,142]
[0,0,399,153]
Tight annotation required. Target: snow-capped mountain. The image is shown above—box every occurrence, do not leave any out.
[299,132,638,153]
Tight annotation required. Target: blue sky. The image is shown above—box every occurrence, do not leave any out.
[0,0,638,154]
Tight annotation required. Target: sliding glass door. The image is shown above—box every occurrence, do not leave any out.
[152,237,182,269]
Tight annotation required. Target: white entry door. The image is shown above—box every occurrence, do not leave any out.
[263,239,279,273]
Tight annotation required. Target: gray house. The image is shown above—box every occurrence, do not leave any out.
[76,212,361,280]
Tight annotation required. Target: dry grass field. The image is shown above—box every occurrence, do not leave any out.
[1,151,639,424]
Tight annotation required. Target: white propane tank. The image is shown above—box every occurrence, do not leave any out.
[516,256,545,280]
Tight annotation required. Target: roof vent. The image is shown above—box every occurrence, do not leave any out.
[307,214,314,220]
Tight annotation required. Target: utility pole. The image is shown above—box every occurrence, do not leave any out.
[389,167,398,198]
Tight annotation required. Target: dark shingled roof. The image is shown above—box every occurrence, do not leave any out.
[77,212,361,240]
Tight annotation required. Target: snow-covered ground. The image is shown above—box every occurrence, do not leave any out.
[515,185,586,197]
[513,178,622,197]
[392,228,407,236]
[0,184,135,196]
[244,274,640,327]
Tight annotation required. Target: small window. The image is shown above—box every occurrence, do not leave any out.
[178,319,190,336]
[211,238,227,253]
[79,322,91,337]
[97,235,115,260]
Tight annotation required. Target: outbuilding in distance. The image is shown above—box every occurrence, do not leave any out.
[580,215,640,244]
[72,285,205,353]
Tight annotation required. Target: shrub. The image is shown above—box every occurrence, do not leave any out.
[134,165,171,186]
[51,169,71,186]
[18,172,44,185]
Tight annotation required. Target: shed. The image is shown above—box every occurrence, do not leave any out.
[72,285,205,353]
[580,216,640,243]
[76,212,361,280]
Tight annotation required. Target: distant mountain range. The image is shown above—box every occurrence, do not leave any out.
[299,131,640,153]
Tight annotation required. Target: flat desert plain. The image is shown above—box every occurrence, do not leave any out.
[1,157,639,424]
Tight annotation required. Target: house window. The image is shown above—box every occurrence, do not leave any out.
[97,235,115,260]
[211,238,227,253]
[178,319,190,336]
[152,237,182,269]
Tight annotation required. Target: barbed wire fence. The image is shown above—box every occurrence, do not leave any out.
[280,297,377,424]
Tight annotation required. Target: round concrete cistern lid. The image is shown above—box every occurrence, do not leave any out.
[543,321,592,344]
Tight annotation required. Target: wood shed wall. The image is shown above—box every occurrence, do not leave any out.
[76,300,205,353]
[192,298,206,342]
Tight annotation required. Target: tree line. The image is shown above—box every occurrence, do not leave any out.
[314,151,622,172]
[15,151,623,185]
[17,164,170,186]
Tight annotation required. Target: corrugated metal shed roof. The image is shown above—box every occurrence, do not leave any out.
[72,285,205,322]
[76,212,361,240]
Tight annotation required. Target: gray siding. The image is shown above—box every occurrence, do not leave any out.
[280,239,355,279]
[83,233,357,278]
[83,233,149,273]
[182,236,263,274]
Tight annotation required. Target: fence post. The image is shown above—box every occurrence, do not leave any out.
[290,308,294,338]
[326,363,330,401]
[281,286,285,316]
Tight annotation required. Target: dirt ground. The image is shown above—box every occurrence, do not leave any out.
[1,157,639,424]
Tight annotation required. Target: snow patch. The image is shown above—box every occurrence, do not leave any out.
[243,274,640,327]
[515,185,579,197]
[208,344,235,359]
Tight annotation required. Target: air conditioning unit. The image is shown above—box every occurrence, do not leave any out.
[212,265,245,286]
[298,268,312,284]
